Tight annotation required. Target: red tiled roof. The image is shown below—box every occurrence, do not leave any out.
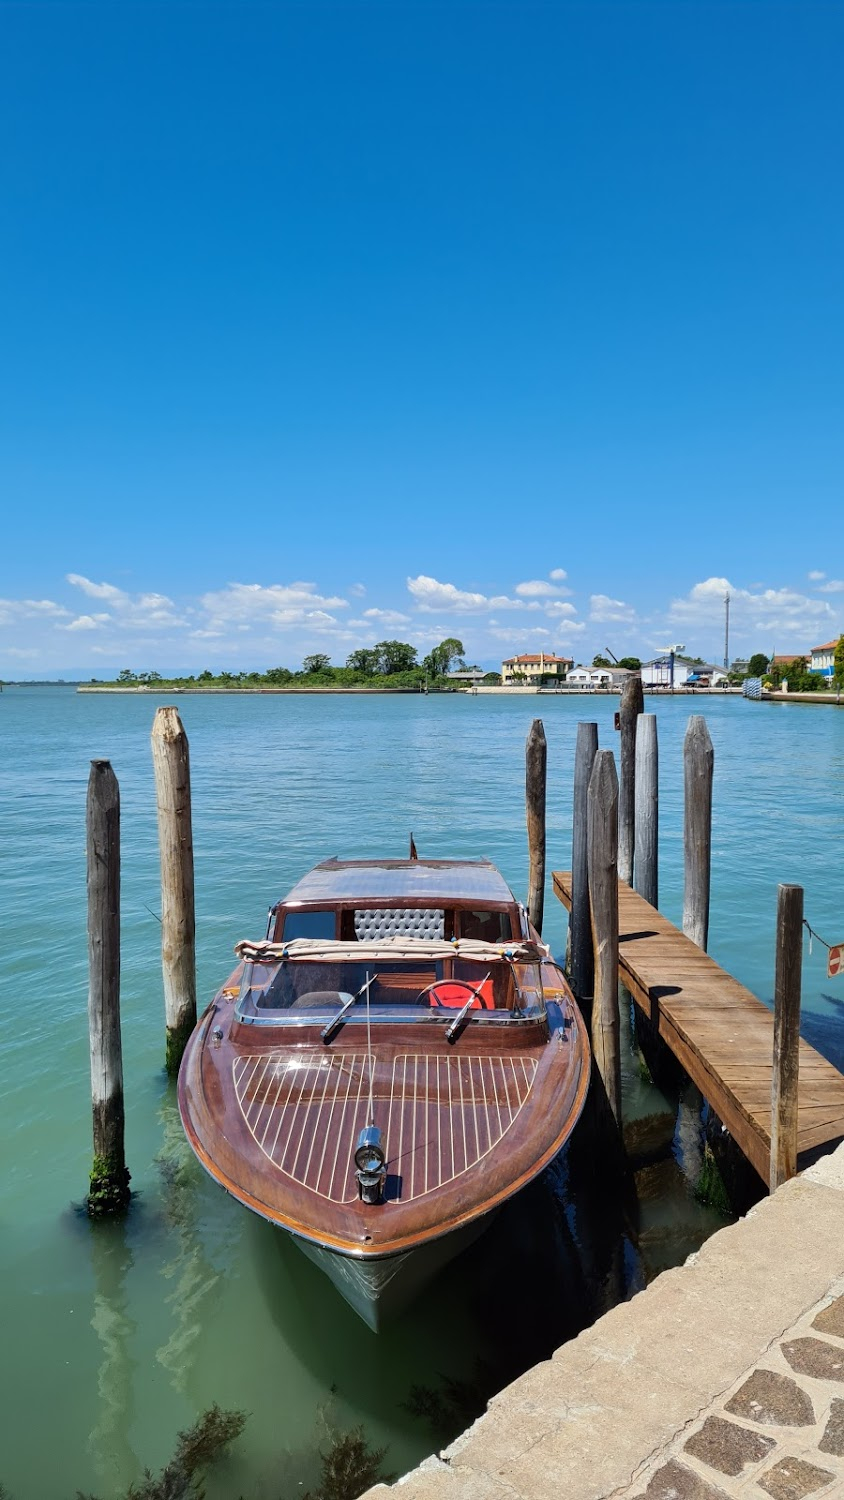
[811,641,838,652]
[502,654,573,665]
[771,654,805,665]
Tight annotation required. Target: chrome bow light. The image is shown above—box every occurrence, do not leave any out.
[354,1125,386,1205]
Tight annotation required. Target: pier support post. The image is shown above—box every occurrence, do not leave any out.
[525,718,547,935]
[570,722,598,1007]
[770,883,803,1191]
[618,675,644,885]
[634,713,658,910]
[683,715,714,951]
[86,760,130,1215]
[151,707,197,1074]
[587,750,621,1125]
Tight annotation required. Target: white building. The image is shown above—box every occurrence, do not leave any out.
[809,640,838,680]
[567,665,633,687]
[640,657,729,688]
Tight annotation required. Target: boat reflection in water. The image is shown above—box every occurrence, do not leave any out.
[178,856,591,1329]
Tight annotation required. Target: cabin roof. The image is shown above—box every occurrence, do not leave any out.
[282,857,516,905]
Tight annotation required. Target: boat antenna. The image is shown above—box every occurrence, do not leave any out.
[365,969,375,1126]
[409,832,418,860]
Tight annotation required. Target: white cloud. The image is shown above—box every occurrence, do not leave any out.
[516,580,558,598]
[818,580,844,594]
[64,613,111,632]
[0,597,69,625]
[200,581,349,633]
[668,576,836,643]
[349,583,367,597]
[407,574,536,613]
[808,571,826,581]
[66,574,186,630]
[67,573,129,604]
[488,626,554,642]
[590,594,637,623]
[544,600,578,617]
[549,568,568,581]
[407,576,490,612]
[362,608,412,625]
[515,577,573,599]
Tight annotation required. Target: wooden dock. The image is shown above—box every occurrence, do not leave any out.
[553,871,844,1182]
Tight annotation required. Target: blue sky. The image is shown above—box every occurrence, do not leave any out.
[2,1,842,675]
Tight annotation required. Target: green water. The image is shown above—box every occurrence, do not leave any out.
[2,688,843,1498]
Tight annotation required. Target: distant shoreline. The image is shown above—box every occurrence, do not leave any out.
[75,684,426,694]
[73,682,747,697]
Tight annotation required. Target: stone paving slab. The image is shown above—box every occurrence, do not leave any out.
[364,1144,844,1500]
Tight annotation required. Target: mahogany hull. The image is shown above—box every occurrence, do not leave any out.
[179,971,589,1325]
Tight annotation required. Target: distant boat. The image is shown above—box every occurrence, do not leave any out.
[178,856,590,1329]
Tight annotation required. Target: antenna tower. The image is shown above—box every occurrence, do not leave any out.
[724,591,730,670]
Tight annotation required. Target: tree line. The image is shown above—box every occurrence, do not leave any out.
[111,638,503,690]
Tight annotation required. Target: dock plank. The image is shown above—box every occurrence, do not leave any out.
[553,871,844,1182]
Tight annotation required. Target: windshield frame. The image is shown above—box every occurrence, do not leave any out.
[233,954,546,1027]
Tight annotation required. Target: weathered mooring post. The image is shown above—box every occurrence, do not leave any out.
[770,883,803,1191]
[633,713,658,909]
[525,718,547,935]
[587,750,621,1125]
[683,715,714,951]
[569,722,598,1005]
[86,759,131,1215]
[618,675,644,885]
[151,706,197,1074]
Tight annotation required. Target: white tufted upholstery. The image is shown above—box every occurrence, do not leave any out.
[353,907,445,942]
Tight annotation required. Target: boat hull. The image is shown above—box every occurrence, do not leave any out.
[294,1214,492,1330]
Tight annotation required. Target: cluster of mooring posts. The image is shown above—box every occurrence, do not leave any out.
[84,700,844,1218]
[520,686,844,1204]
[85,707,197,1215]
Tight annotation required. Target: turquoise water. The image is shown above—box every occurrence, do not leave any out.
[2,687,843,1498]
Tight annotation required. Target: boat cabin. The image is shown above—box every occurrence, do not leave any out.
[233,858,548,1029]
[269,857,526,946]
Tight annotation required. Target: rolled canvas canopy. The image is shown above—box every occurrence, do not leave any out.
[234,936,549,965]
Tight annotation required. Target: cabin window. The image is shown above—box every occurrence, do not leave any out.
[458,909,511,943]
[282,909,336,941]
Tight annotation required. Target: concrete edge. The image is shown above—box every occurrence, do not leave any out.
[363,1142,844,1500]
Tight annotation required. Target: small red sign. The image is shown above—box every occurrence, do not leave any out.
[828,945,844,979]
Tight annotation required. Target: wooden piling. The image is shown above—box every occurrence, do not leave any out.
[151,706,197,1074]
[587,750,621,1125]
[86,759,130,1215]
[569,722,598,1005]
[525,718,547,935]
[770,883,803,1191]
[683,715,714,950]
[633,713,658,909]
[618,675,644,885]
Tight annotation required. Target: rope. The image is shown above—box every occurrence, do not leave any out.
[803,919,835,956]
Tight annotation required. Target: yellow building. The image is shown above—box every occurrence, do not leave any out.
[501,652,573,685]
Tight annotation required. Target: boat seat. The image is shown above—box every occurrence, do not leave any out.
[288,990,348,1009]
[353,907,444,942]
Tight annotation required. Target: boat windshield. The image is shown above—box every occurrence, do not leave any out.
[235,955,545,1023]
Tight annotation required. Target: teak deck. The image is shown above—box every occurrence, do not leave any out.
[553,871,844,1182]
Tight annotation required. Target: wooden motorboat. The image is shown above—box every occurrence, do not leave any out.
[178,857,590,1329]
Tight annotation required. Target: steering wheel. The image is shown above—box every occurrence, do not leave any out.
[421,978,490,1010]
